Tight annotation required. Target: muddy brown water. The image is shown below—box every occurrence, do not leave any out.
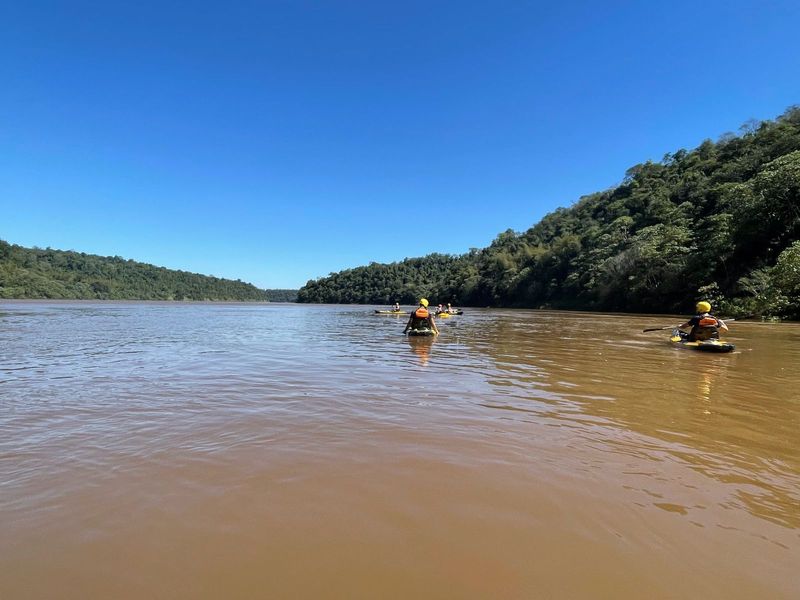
[1,301,798,599]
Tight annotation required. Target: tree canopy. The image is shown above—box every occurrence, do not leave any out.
[0,242,296,302]
[298,106,800,319]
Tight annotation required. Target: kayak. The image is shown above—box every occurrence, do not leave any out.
[407,328,436,336]
[436,312,452,318]
[375,310,409,315]
[670,330,735,353]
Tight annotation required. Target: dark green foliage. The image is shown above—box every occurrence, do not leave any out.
[297,254,468,305]
[298,106,800,318]
[0,242,294,302]
[264,289,299,302]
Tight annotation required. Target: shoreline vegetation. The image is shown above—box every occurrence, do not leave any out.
[4,107,798,317]
[297,106,800,320]
[0,242,297,302]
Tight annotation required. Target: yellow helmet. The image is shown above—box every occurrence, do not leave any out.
[420,298,429,307]
[696,301,711,313]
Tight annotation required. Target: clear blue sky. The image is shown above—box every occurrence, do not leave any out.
[2,1,799,289]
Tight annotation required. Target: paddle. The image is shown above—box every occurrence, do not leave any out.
[642,314,756,333]
[642,324,684,333]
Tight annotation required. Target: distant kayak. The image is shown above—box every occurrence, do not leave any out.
[436,312,452,318]
[670,330,735,353]
[435,310,463,316]
[374,310,409,315]
[407,328,436,336]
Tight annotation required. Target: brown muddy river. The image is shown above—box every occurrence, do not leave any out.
[1,301,798,599]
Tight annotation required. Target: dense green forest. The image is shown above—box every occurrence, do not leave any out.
[298,106,800,319]
[262,289,299,302]
[0,241,296,302]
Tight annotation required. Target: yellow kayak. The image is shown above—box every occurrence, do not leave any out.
[407,328,436,336]
[670,330,735,353]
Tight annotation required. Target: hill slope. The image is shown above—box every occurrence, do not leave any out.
[298,106,800,318]
[0,242,293,302]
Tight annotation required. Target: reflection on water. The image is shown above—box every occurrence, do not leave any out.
[407,335,435,365]
[1,301,799,599]
[476,311,800,532]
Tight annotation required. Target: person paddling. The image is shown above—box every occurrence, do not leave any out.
[678,301,728,341]
[392,302,400,311]
[403,298,439,335]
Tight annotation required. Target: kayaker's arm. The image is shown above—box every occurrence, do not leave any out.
[679,315,701,330]
[403,315,413,333]
[430,315,439,334]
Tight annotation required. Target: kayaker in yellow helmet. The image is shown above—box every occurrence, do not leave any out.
[403,298,439,335]
[678,301,728,341]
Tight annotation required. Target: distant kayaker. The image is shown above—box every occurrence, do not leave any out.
[403,298,439,335]
[393,302,400,311]
[679,301,728,341]
[446,303,453,314]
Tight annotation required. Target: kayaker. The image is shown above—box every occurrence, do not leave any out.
[679,301,728,341]
[392,302,400,311]
[403,298,439,335]
[446,303,453,314]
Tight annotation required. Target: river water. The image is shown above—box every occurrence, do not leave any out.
[1,301,798,599]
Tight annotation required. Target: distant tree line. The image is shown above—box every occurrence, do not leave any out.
[263,289,298,302]
[297,254,464,305]
[0,242,297,302]
[298,106,800,319]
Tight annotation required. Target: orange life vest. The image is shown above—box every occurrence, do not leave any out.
[414,307,429,318]
[690,314,720,341]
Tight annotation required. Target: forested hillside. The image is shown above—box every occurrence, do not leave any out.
[263,289,299,302]
[298,106,800,318]
[297,254,468,305]
[0,242,293,302]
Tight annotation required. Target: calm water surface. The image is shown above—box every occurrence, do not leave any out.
[1,301,799,599]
